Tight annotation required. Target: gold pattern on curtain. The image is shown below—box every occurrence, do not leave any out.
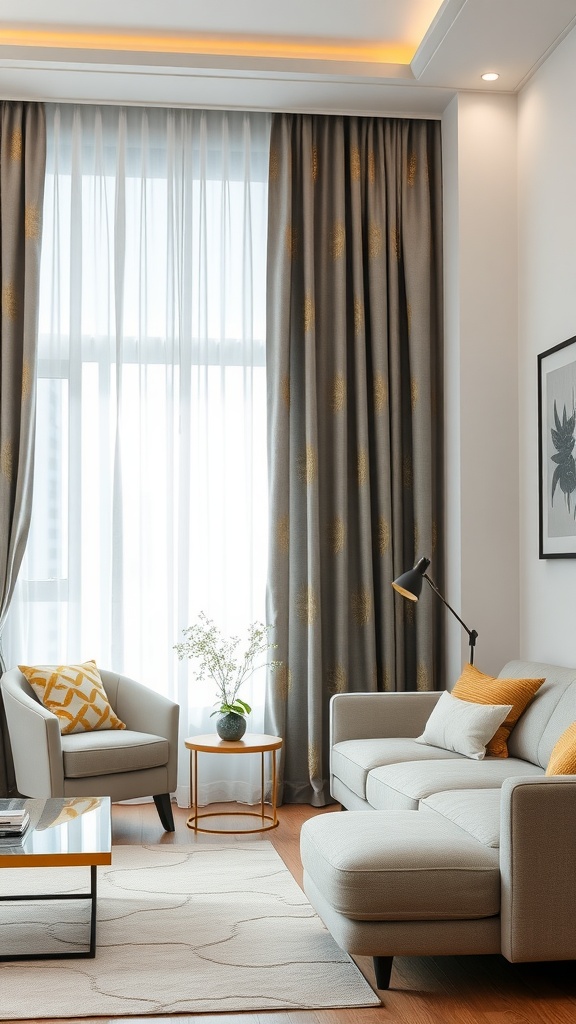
[0,102,46,795]
[265,114,443,805]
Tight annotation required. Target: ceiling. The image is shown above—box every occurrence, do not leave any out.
[1,0,576,115]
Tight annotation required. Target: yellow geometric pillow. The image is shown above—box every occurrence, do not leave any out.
[19,660,126,735]
[546,722,576,775]
[451,662,545,758]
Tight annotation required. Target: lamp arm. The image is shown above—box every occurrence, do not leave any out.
[423,574,478,664]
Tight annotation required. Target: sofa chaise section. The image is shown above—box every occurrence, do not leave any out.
[302,659,576,988]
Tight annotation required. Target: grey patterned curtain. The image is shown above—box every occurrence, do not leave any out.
[265,114,443,805]
[0,102,46,796]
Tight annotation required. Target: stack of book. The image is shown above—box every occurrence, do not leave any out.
[0,808,30,841]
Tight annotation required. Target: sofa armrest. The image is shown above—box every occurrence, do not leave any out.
[110,674,180,791]
[111,676,178,737]
[1,674,65,797]
[500,775,576,962]
[330,690,443,745]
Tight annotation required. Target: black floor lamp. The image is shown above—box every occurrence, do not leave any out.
[391,556,479,666]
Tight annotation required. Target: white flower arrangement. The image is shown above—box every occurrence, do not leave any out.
[174,612,280,718]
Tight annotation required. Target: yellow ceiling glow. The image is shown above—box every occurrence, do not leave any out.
[0,28,416,65]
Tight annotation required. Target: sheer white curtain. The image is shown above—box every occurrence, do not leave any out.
[4,103,271,806]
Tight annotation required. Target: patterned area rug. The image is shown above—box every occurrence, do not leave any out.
[0,841,380,1017]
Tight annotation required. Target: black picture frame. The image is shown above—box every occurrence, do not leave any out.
[538,335,576,558]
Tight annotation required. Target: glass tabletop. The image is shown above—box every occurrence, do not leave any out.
[0,797,112,867]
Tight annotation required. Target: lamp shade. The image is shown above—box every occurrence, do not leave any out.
[391,555,479,665]
[391,557,430,601]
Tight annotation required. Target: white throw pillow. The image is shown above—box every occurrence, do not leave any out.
[415,690,513,760]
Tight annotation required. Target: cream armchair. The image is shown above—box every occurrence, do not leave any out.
[1,667,180,831]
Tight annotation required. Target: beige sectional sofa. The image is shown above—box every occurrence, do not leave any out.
[300,660,576,989]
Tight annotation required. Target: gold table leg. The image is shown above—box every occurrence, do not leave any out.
[185,742,281,834]
[272,745,278,826]
[187,749,199,833]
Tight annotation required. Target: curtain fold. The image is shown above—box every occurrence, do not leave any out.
[3,104,270,806]
[265,113,443,805]
[0,102,46,796]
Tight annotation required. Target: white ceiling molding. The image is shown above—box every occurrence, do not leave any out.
[0,0,575,113]
[412,0,576,92]
[0,60,452,117]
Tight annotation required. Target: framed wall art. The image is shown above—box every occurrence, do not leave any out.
[538,335,576,558]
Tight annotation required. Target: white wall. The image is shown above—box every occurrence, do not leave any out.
[518,25,576,664]
[442,92,519,681]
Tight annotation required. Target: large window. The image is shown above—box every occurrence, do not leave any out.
[5,104,271,804]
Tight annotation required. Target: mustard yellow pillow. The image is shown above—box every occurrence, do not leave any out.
[451,663,544,758]
[546,722,576,775]
[19,660,126,735]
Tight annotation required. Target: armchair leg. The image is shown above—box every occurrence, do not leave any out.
[373,956,393,990]
[153,793,175,831]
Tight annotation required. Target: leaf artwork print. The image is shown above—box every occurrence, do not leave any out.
[551,398,576,517]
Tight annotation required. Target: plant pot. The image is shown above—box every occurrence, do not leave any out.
[216,711,247,741]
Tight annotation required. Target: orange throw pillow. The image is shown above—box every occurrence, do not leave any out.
[546,722,576,775]
[451,663,544,758]
[20,660,126,735]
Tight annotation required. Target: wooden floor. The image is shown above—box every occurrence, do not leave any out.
[17,800,576,1024]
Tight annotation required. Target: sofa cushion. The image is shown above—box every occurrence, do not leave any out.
[61,729,169,778]
[501,661,576,766]
[415,691,512,760]
[545,722,576,775]
[331,738,465,801]
[365,757,544,811]
[451,663,544,758]
[300,810,500,921]
[538,683,576,768]
[419,789,502,848]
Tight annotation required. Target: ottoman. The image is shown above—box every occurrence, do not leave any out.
[300,809,501,989]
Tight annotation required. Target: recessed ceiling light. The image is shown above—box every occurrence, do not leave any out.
[481,72,499,82]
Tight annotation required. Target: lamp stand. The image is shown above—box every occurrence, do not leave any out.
[423,574,478,665]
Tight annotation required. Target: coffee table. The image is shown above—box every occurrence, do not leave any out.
[185,733,282,834]
[0,796,112,961]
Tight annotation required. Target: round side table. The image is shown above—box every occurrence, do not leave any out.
[184,733,283,835]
